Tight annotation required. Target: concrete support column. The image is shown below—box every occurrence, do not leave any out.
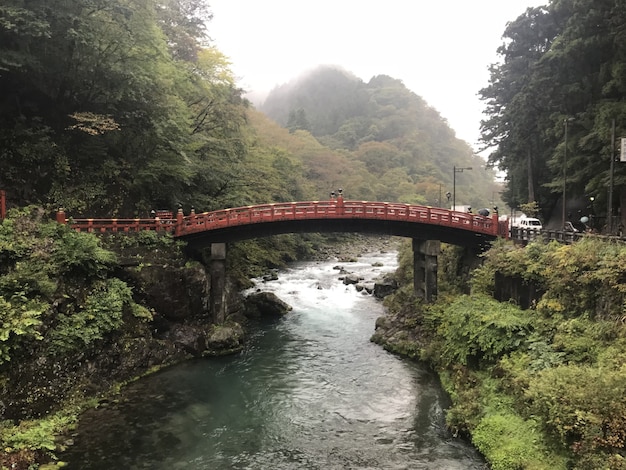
[209,243,227,324]
[413,239,440,302]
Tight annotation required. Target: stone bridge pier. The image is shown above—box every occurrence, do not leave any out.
[209,243,227,324]
[413,239,440,302]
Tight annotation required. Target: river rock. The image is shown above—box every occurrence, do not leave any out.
[374,274,398,298]
[164,323,207,356]
[205,323,245,354]
[263,271,279,282]
[244,291,293,318]
[356,283,375,294]
[342,273,362,285]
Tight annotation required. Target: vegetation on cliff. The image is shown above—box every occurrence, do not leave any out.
[376,238,626,470]
[0,208,227,468]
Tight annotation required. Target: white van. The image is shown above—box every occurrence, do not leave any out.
[517,217,543,231]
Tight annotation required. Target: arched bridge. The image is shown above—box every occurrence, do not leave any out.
[58,199,506,251]
[57,198,507,314]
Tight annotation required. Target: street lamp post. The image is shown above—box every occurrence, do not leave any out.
[608,119,616,233]
[453,166,472,210]
[562,117,574,229]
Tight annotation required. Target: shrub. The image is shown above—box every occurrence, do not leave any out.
[52,230,117,279]
[46,278,133,355]
[435,294,532,368]
[0,295,47,364]
[525,364,626,460]
[473,412,567,470]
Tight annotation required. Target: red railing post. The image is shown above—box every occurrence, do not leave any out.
[56,209,66,224]
[337,194,344,215]
[175,207,184,236]
[0,190,5,220]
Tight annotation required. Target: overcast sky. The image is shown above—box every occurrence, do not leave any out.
[207,0,548,151]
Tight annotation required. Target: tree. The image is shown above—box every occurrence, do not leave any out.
[480,0,626,226]
[479,6,561,218]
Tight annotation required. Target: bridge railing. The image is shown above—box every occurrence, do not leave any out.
[511,227,586,245]
[57,211,178,234]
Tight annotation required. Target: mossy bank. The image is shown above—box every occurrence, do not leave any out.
[0,208,398,469]
[0,208,258,469]
[373,238,626,470]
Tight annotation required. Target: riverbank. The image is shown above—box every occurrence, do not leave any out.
[0,219,401,469]
[372,238,626,470]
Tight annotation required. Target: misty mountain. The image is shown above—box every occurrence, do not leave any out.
[259,65,500,209]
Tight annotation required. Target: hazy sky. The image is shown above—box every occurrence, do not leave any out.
[207,1,548,151]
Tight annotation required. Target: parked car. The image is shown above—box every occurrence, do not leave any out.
[516,217,543,231]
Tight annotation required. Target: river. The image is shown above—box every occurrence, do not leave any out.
[60,248,486,469]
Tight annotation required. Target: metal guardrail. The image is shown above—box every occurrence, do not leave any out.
[509,227,625,245]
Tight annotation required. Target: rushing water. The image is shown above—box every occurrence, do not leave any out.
[60,249,486,469]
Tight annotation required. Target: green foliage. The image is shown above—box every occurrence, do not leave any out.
[519,201,540,218]
[472,238,626,321]
[473,413,567,470]
[0,295,46,364]
[1,408,78,452]
[434,294,532,368]
[385,227,626,469]
[480,2,626,221]
[117,230,178,250]
[526,364,626,461]
[130,303,154,321]
[52,230,117,279]
[392,239,414,286]
[46,278,132,355]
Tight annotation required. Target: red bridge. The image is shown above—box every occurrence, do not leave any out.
[57,198,507,250]
[52,197,509,310]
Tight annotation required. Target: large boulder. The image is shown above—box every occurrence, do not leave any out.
[164,323,207,356]
[124,264,210,321]
[374,274,398,298]
[244,291,293,318]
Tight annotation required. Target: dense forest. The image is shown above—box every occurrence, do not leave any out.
[480,0,626,228]
[0,0,500,219]
[260,67,499,207]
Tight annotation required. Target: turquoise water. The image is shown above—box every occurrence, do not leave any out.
[60,251,486,469]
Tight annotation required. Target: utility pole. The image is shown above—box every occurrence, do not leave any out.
[453,166,472,211]
[608,119,616,233]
